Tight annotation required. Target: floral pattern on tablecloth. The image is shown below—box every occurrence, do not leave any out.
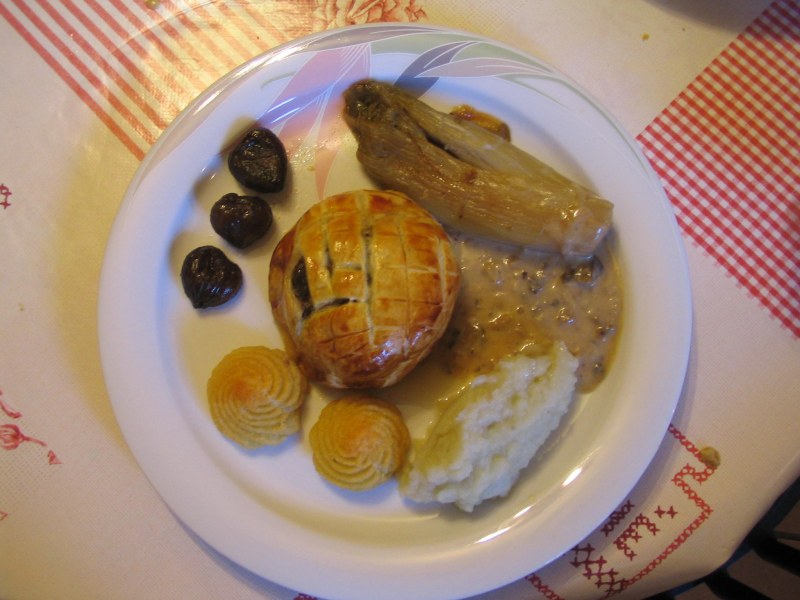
[0,389,61,523]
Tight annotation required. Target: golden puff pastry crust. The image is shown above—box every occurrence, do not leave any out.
[309,395,410,491]
[207,346,308,448]
[269,189,460,389]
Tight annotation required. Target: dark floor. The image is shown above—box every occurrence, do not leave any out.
[661,483,800,599]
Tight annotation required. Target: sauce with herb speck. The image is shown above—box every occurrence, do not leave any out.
[434,233,622,392]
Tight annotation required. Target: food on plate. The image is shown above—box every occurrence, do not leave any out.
[399,342,578,512]
[228,127,288,193]
[180,245,242,309]
[436,235,621,392]
[185,77,621,513]
[177,128,286,309]
[210,193,273,249]
[207,346,308,448]
[310,394,411,491]
[268,189,460,389]
[449,104,511,141]
[343,79,613,256]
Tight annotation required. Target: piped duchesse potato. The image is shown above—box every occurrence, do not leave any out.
[207,346,308,448]
[310,394,411,491]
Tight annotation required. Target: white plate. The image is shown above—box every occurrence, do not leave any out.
[99,24,691,600]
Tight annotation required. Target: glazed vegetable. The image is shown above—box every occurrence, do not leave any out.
[228,128,288,193]
[343,80,614,257]
[180,246,242,308]
[449,104,511,141]
[210,193,273,249]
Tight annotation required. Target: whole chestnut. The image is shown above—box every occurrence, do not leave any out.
[228,127,287,193]
[210,193,273,249]
[180,245,242,309]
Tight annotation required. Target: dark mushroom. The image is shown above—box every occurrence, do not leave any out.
[562,255,604,286]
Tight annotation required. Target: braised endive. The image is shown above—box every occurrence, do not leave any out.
[343,79,613,257]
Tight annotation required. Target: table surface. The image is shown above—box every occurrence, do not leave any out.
[1,2,798,600]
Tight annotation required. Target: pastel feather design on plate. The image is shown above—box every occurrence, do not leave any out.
[258,44,371,198]
[248,28,582,200]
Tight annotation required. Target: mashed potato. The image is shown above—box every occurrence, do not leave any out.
[399,342,578,512]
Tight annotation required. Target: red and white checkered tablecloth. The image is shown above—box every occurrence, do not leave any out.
[1,2,798,599]
[639,2,799,339]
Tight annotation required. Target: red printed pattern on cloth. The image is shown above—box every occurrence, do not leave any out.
[526,424,717,599]
[0,182,11,209]
[637,0,800,338]
[0,0,427,161]
[0,389,62,522]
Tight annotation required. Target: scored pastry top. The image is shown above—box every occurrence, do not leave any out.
[269,189,460,389]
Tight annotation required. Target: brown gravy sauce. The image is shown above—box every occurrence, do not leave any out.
[431,232,623,392]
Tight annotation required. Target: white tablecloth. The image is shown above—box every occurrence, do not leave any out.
[1,1,798,599]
